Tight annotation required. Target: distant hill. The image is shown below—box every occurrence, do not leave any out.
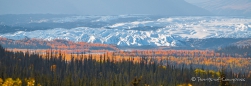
[233,38,251,46]
[0,37,119,53]
[187,0,251,16]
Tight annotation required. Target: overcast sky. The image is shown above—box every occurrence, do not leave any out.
[185,0,209,3]
[0,0,94,14]
[0,0,210,15]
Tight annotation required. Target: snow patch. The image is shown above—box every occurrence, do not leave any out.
[235,24,248,31]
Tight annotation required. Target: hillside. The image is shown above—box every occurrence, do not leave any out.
[233,38,251,46]
[1,15,251,47]
[0,37,118,53]
[187,0,251,16]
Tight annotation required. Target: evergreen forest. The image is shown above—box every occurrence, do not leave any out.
[0,44,250,86]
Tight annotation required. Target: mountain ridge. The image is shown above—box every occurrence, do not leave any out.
[186,0,251,16]
[1,15,251,48]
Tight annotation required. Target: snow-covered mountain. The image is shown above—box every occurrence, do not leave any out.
[1,15,251,47]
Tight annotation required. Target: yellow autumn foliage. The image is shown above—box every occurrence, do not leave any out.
[194,69,221,77]
[177,83,192,86]
[25,78,35,86]
[0,78,21,86]
[0,77,40,86]
[50,64,57,72]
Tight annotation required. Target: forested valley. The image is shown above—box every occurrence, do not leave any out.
[0,44,251,86]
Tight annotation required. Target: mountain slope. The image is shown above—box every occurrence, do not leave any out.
[187,0,251,16]
[233,38,251,46]
[1,15,251,47]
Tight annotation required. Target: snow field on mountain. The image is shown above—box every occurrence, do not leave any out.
[1,16,251,46]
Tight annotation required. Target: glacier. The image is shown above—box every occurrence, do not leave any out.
[1,15,251,47]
